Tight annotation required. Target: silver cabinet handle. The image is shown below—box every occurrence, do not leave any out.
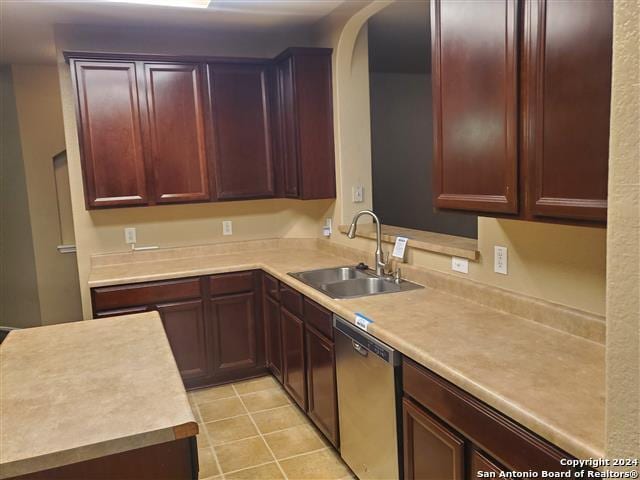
[352,341,368,357]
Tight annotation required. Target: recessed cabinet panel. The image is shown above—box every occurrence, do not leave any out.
[264,294,284,383]
[209,292,258,373]
[144,63,210,203]
[524,0,612,221]
[431,0,519,213]
[281,307,307,410]
[274,56,300,197]
[156,299,209,382]
[72,61,148,207]
[207,63,275,199]
[305,326,338,447]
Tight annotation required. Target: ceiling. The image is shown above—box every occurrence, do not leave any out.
[368,0,430,74]
[0,0,345,64]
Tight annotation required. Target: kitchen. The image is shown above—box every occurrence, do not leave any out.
[0,1,638,479]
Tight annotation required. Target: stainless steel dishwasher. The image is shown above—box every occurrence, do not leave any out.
[334,315,402,480]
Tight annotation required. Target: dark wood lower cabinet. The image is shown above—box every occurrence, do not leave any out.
[91,272,265,389]
[403,397,465,480]
[10,437,197,480]
[208,291,266,383]
[281,307,307,410]
[157,299,209,384]
[264,294,284,383]
[305,325,339,447]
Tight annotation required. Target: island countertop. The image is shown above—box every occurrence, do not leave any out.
[0,312,198,479]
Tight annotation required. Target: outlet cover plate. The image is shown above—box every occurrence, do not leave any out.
[494,246,508,275]
[451,257,469,274]
[124,227,136,244]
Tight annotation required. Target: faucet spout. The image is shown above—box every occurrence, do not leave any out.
[347,210,386,276]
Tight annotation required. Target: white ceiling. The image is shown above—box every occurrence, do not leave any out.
[368,0,430,74]
[0,0,345,64]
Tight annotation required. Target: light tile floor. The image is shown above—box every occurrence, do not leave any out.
[188,375,354,480]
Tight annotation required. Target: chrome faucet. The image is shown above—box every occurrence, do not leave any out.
[347,210,386,276]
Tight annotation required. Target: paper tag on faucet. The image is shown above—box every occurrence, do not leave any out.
[392,237,408,259]
[355,313,373,331]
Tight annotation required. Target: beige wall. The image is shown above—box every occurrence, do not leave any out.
[312,1,607,316]
[0,66,41,328]
[11,65,82,325]
[605,0,639,461]
[54,24,334,319]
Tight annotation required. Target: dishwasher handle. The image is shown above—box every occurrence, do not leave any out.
[352,340,368,357]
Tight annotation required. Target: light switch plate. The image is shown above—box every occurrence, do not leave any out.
[124,227,136,244]
[222,220,233,236]
[352,185,364,203]
[451,257,469,274]
[494,246,508,274]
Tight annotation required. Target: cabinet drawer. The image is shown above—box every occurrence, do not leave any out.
[209,271,255,296]
[402,359,567,472]
[92,278,201,311]
[263,273,280,301]
[304,298,332,340]
[280,283,303,317]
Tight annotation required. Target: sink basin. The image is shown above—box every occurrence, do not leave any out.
[292,266,372,285]
[289,266,423,299]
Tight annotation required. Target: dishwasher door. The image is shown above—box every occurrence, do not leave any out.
[334,315,402,480]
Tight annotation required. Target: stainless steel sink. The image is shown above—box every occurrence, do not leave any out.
[289,266,423,299]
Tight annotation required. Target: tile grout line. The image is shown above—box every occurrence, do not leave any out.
[233,383,289,480]
[198,400,293,425]
[193,399,225,480]
[203,420,314,449]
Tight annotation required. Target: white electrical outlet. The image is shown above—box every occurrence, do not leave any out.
[352,185,364,203]
[494,246,508,275]
[451,257,469,274]
[124,227,137,244]
[222,220,233,236]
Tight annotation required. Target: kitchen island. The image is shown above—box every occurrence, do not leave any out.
[0,312,198,479]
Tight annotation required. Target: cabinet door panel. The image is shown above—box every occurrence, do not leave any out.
[305,326,338,447]
[209,292,258,374]
[274,56,300,198]
[281,307,307,410]
[523,0,611,221]
[431,0,519,213]
[264,294,283,383]
[471,449,505,477]
[207,63,275,199]
[144,62,210,203]
[403,397,465,480]
[156,299,209,382]
[72,61,148,208]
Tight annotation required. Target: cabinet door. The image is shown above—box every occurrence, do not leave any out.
[143,62,210,203]
[403,397,465,480]
[431,0,519,214]
[523,0,612,222]
[274,56,300,198]
[209,292,259,377]
[305,326,338,447]
[71,60,148,208]
[206,63,275,200]
[264,294,284,383]
[156,299,209,382]
[470,449,505,478]
[281,307,307,410]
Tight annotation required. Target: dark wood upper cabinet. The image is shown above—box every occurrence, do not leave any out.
[156,299,209,383]
[431,0,519,214]
[71,60,149,208]
[206,63,275,200]
[273,48,336,200]
[143,62,210,203]
[522,0,612,222]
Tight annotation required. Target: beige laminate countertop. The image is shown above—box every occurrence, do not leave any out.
[0,312,197,479]
[87,246,605,461]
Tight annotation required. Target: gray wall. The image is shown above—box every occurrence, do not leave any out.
[0,66,41,327]
[369,72,478,238]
